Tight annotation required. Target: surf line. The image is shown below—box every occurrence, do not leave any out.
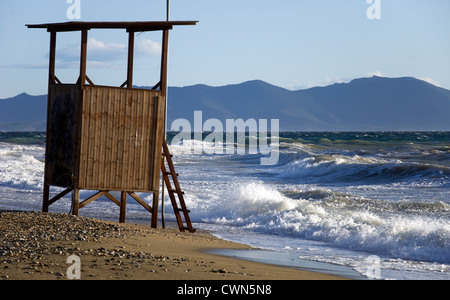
[170,111,280,166]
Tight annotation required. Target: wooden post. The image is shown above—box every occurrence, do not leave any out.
[127,31,135,89]
[160,29,169,98]
[151,191,159,228]
[79,30,88,89]
[48,31,57,85]
[42,31,57,213]
[72,189,80,216]
[159,29,170,228]
[119,192,127,223]
[42,185,50,213]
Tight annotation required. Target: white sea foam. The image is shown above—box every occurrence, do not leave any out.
[182,178,450,265]
[0,144,44,189]
[1,133,449,280]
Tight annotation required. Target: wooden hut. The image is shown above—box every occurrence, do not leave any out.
[27,21,197,232]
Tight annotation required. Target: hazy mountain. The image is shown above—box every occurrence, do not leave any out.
[0,93,47,131]
[166,76,450,131]
[1,76,450,132]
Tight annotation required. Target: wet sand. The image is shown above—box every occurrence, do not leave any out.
[0,211,346,280]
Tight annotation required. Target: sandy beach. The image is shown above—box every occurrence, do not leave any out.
[0,210,345,280]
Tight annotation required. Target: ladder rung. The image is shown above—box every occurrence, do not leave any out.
[171,190,185,195]
[163,172,179,177]
[176,208,191,213]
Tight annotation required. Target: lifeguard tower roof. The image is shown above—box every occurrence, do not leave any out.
[27,21,198,32]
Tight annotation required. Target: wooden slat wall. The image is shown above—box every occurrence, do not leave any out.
[78,86,164,192]
[46,84,80,188]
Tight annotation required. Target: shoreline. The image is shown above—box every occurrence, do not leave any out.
[0,210,348,280]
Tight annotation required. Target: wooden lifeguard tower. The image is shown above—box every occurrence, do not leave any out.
[27,21,197,232]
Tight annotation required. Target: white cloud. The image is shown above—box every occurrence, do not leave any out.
[285,77,351,91]
[89,38,127,55]
[56,38,162,68]
[418,77,442,88]
[365,71,385,77]
[137,39,162,56]
[86,38,127,62]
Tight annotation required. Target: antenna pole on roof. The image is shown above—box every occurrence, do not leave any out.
[166,0,170,21]
[161,0,170,229]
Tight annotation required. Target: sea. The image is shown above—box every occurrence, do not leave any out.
[0,131,449,280]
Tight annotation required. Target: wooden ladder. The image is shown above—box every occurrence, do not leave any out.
[161,140,196,233]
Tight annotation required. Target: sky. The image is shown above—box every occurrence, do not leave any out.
[1,0,449,98]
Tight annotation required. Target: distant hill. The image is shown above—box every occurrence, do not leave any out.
[0,93,47,131]
[2,76,450,131]
[166,76,450,131]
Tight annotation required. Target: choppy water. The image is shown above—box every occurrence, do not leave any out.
[0,131,449,280]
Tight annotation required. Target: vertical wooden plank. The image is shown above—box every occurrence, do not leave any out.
[137,90,147,189]
[140,92,148,190]
[133,90,142,190]
[130,89,138,189]
[73,83,83,190]
[110,87,120,189]
[122,91,132,189]
[145,92,152,190]
[96,87,104,188]
[104,88,115,189]
[116,88,126,188]
[93,87,102,188]
[126,90,134,190]
[87,87,93,188]
[79,87,90,189]
[150,95,158,191]
[98,87,108,189]
[152,94,165,191]
[130,90,137,190]
[119,88,127,189]
[87,87,96,188]
[147,94,156,191]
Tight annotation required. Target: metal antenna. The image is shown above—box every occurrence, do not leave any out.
[167,0,170,21]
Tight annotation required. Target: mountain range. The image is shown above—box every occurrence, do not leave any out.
[1,76,450,132]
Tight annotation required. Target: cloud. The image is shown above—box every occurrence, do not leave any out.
[365,71,385,77]
[419,77,442,88]
[137,39,162,56]
[88,38,127,61]
[285,77,351,91]
[0,63,48,69]
[57,38,127,62]
[1,37,162,71]
[366,71,442,87]
[56,38,162,68]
